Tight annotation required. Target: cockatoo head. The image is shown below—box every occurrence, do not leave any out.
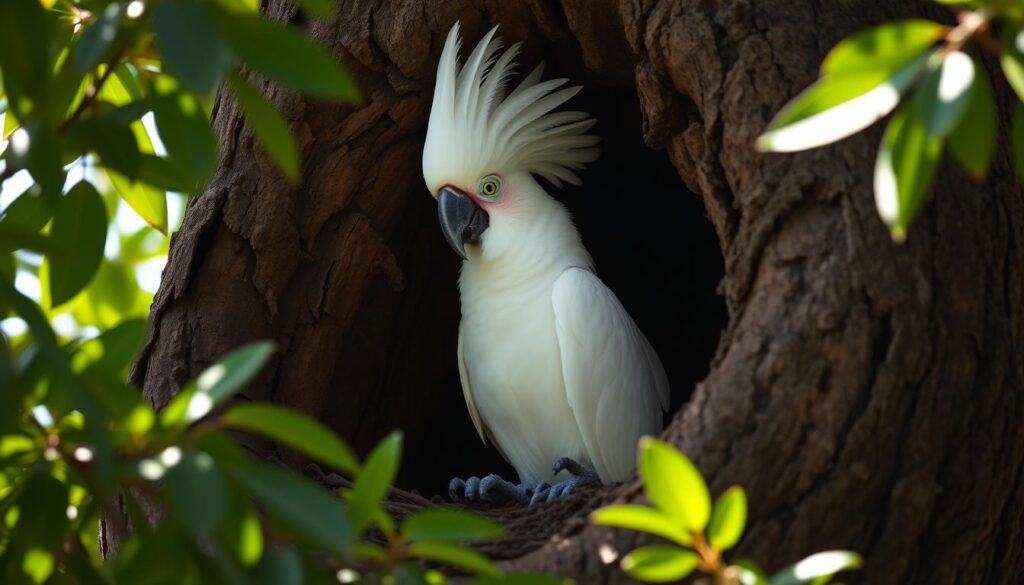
[422,23,599,259]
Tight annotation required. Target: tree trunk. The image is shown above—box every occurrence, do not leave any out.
[125,0,1024,583]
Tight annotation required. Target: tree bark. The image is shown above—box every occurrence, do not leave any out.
[126,0,1024,583]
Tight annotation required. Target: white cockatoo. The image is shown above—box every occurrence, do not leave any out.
[423,23,668,505]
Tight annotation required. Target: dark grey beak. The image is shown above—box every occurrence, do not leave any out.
[438,186,489,260]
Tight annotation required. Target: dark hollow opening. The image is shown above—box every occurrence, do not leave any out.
[384,79,727,496]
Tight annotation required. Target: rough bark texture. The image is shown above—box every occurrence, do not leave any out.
[125,1,1024,583]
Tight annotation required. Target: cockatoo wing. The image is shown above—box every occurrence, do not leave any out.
[552,267,669,483]
[458,324,514,465]
[457,323,487,445]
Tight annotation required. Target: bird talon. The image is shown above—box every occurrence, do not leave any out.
[449,473,528,506]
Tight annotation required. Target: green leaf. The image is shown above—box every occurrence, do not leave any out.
[770,551,862,585]
[910,51,975,138]
[0,254,12,319]
[620,545,699,583]
[1001,27,1024,103]
[295,0,334,18]
[638,437,710,533]
[1014,102,1024,183]
[253,546,303,585]
[66,117,141,178]
[218,486,263,566]
[165,451,228,536]
[228,72,300,182]
[216,15,360,101]
[949,65,996,179]
[161,341,276,427]
[707,486,746,551]
[10,473,69,554]
[154,0,233,95]
[0,190,54,236]
[734,559,771,585]
[0,0,50,118]
[136,154,197,193]
[822,20,944,75]
[348,430,402,533]
[408,541,497,577]
[873,101,943,241]
[152,89,217,185]
[105,113,169,232]
[9,121,66,201]
[222,403,360,475]
[45,181,108,307]
[74,3,124,75]
[757,52,930,152]
[402,508,504,542]
[230,464,354,553]
[591,504,691,546]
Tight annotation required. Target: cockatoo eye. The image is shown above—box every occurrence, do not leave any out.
[478,175,503,199]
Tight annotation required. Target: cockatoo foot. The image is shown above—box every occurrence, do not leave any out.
[449,474,530,506]
[529,457,601,505]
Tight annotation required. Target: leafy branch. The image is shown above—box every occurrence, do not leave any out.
[757,0,1024,241]
[592,438,861,585]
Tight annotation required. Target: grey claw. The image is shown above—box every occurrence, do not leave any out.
[530,486,550,506]
[552,456,584,476]
[465,476,481,504]
[449,477,466,501]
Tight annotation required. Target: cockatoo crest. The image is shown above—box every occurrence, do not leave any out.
[422,23,599,197]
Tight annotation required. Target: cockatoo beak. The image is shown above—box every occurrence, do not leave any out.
[438,186,489,259]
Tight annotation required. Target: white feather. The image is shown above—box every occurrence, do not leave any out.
[551,268,669,482]
[422,22,599,196]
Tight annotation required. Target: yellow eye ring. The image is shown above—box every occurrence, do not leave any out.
[478,175,502,199]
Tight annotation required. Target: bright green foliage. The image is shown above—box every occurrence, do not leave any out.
[0,2,536,582]
[707,486,747,551]
[759,1,1024,240]
[638,437,710,533]
[223,402,361,474]
[621,545,700,583]
[593,439,861,585]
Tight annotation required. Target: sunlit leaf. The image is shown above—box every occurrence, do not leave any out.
[231,464,354,553]
[873,102,943,241]
[910,51,974,138]
[161,341,276,427]
[402,508,504,542]
[949,65,996,179]
[770,551,862,585]
[217,14,360,102]
[638,437,710,533]
[228,72,300,182]
[154,0,232,95]
[822,20,944,75]
[222,403,360,475]
[165,451,228,536]
[408,541,497,577]
[621,545,699,583]
[707,486,746,551]
[591,504,691,546]
[757,53,930,152]
[45,181,108,307]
